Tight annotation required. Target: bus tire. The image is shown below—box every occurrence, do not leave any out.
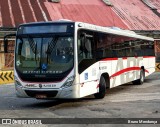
[94,76,106,99]
[132,69,145,85]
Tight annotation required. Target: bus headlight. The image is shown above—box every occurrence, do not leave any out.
[61,76,75,88]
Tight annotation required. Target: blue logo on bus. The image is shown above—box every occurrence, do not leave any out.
[42,64,47,70]
[84,73,88,80]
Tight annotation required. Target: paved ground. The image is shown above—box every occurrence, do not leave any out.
[0,72,160,127]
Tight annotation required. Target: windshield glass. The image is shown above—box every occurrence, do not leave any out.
[15,34,74,82]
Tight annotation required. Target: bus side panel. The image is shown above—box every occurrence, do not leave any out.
[110,58,128,88]
[99,60,112,79]
[79,62,99,98]
[109,56,155,88]
[143,57,155,77]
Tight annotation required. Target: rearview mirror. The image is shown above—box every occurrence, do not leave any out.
[3,34,16,53]
[18,42,23,55]
[4,38,8,53]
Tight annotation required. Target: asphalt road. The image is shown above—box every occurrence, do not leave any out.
[0,72,160,127]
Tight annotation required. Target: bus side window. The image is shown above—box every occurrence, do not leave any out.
[84,38,92,59]
[78,31,96,73]
[78,35,85,62]
[78,33,93,60]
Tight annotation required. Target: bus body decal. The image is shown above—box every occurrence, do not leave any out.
[110,67,149,79]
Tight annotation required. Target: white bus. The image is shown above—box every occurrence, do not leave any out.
[5,20,155,99]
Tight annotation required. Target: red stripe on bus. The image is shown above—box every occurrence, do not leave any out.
[143,56,155,58]
[101,56,155,61]
[110,67,149,79]
[145,70,149,73]
[101,58,118,61]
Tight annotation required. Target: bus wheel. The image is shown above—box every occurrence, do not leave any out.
[132,69,145,85]
[94,76,106,99]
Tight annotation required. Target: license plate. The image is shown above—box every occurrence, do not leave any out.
[36,94,47,99]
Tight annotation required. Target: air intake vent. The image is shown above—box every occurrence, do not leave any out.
[102,0,113,6]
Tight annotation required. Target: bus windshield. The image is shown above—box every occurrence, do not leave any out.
[15,34,74,82]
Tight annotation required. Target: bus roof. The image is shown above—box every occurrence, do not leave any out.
[19,19,74,26]
[19,19,154,41]
[76,21,154,41]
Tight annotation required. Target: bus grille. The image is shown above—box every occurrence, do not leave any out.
[25,90,58,98]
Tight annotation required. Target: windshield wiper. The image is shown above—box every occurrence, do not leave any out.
[46,37,58,63]
[46,37,58,54]
[28,36,37,62]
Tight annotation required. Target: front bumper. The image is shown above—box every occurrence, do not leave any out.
[15,84,79,99]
